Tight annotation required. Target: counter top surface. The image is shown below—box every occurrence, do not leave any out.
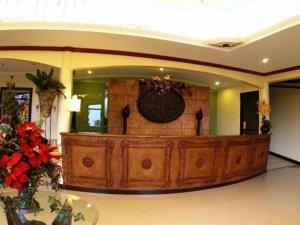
[61,132,269,139]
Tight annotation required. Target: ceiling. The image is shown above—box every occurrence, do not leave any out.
[0,58,58,74]
[74,66,243,89]
[0,58,242,89]
[0,0,300,74]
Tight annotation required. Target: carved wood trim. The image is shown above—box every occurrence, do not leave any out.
[62,137,114,187]
[120,140,174,188]
[251,135,270,174]
[177,139,222,187]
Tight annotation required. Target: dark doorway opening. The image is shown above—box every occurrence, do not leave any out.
[240,91,259,135]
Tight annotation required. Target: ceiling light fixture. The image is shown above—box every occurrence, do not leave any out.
[262,58,270,64]
[87,70,92,74]
[215,81,220,86]
[160,67,164,71]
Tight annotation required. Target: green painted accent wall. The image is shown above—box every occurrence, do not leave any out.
[73,82,106,133]
[209,90,218,135]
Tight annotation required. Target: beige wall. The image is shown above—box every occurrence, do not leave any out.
[0,73,58,141]
[217,84,259,135]
[270,87,300,161]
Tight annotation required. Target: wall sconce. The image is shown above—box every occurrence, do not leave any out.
[70,95,81,133]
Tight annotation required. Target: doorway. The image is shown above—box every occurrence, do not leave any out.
[240,91,259,135]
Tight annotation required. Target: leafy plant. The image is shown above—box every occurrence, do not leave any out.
[262,115,271,129]
[25,68,66,98]
[48,196,85,222]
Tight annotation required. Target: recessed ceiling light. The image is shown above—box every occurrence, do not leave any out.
[87,70,92,74]
[159,67,164,71]
[215,81,220,86]
[262,58,270,63]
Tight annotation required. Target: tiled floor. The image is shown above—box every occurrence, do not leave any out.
[2,155,300,225]
[267,155,296,170]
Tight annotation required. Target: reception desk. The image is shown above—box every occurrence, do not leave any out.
[61,133,270,194]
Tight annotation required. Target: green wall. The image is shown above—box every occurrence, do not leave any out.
[209,90,218,135]
[73,82,106,133]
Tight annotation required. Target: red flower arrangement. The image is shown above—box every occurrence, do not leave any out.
[0,122,61,191]
[0,76,84,224]
[0,119,64,221]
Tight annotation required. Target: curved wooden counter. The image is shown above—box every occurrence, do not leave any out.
[61,133,270,193]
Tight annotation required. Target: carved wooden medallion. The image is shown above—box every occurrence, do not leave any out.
[82,157,94,167]
[141,159,152,169]
[137,90,185,123]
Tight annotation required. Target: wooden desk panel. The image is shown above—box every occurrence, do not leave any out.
[61,133,270,193]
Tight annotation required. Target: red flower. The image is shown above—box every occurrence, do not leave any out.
[0,153,30,190]
[16,122,43,136]
[16,122,51,168]
[0,152,22,168]
[19,143,50,168]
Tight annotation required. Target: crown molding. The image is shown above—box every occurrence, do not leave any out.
[0,46,298,76]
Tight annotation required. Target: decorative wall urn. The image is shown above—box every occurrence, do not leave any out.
[36,88,58,118]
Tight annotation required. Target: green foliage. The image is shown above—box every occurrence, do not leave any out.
[48,196,85,222]
[25,68,66,98]
[262,115,271,129]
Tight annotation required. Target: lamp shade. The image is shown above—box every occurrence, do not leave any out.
[70,95,81,112]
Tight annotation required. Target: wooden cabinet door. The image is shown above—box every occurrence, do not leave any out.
[222,138,253,181]
[62,138,114,188]
[120,140,173,188]
[177,139,222,187]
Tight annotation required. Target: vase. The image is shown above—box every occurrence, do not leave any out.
[52,199,73,225]
[52,211,72,225]
[260,124,270,134]
[5,189,73,225]
[5,191,46,225]
[36,89,58,118]
[17,188,39,213]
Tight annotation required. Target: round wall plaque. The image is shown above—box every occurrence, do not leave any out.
[137,90,185,123]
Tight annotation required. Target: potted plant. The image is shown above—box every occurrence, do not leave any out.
[257,100,271,134]
[0,77,84,225]
[26,69,66,119]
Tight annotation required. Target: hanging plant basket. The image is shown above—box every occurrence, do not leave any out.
[36,89,58,118]
[25,68,66,119]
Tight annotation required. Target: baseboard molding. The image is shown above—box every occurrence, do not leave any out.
[61,171,266,195]
[269,151,300,165]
